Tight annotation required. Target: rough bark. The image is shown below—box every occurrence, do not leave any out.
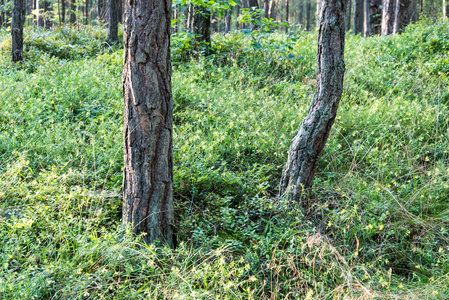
[108,0,118,42]
[363,0,370,36]
[11,0,25,62]
[70,0,76,23]
[353,0,363,34]
[381,0,395,35]
[370,0,381,34]
[279,0,346,205]
[123,0,175,248]
[393,0,414,33]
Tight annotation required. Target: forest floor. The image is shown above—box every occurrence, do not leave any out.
[1,19,449,299]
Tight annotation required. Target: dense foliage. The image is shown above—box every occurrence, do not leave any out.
[1,20,449,298]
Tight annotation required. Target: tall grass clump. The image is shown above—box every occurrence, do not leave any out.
[0,19,448,298]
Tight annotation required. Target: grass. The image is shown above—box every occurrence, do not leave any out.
[0,19,449,298]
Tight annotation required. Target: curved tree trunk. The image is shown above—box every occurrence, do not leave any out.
[279,0,346,205]
[123,0,175,248]
[11,0,25,62]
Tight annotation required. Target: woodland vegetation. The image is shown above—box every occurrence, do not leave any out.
[1,0,449,298]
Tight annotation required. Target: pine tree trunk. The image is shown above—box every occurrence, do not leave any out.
[224,10,231,33]
[85,0,89,24]
[381,0,395,35]
[363,0,370,36]
[346,0,352,30]
[445,0,449,18]
[298,0,304,25]
[393,0,414,33]
[279,0,346,205]
[264,0,269,18]
[123,0,175,248]
[0,0,5,27]
[12,0,25,62]
[269,0,277,20]
[108,0,118,42]
[70,0,76,23]
[305,0,310,30]
[192,5,211,51]
[353,0,363,34]
[370,0,381,34]
[61,0,66,23]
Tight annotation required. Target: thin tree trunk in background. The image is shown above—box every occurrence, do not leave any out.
[187,3,194,31]
[0,0,5,27]
[70,0,76,23]
[37,0,44,26]
[118,0,123,23]
[280,0,346,205]
[123,0,176,248]
[192,6,211,50]
[61,0,65,22]
[381,0,395,35]
[305,0,310,29]
[363,0,370,36]
[369,0,381,34]
[44,0,52,28]
[108,0,118,42]
[264,0,269,18]
[85,0,89,24]
[225,10,231,33]
[346,0,352,30]
[285,0,289,32]
[353,0,363,34]
[269,0,277,20]
[393,0,414,33]
[445,0,449,18]
[235,4,240,29]
[298,0,304,25]
[98,0,104,21]
[12,0,25,62]
[316,0,322,28]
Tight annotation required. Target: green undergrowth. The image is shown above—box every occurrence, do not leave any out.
[1,20,449,298]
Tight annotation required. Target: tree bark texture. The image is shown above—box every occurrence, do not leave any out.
[353,0,363,34]
[393,0,414,33]
[12,0,25,62]
[108,0,118,42]
[279,0,346,204]
[370,0,381,34]
[123,0,175,248]
[381,0,395,35]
